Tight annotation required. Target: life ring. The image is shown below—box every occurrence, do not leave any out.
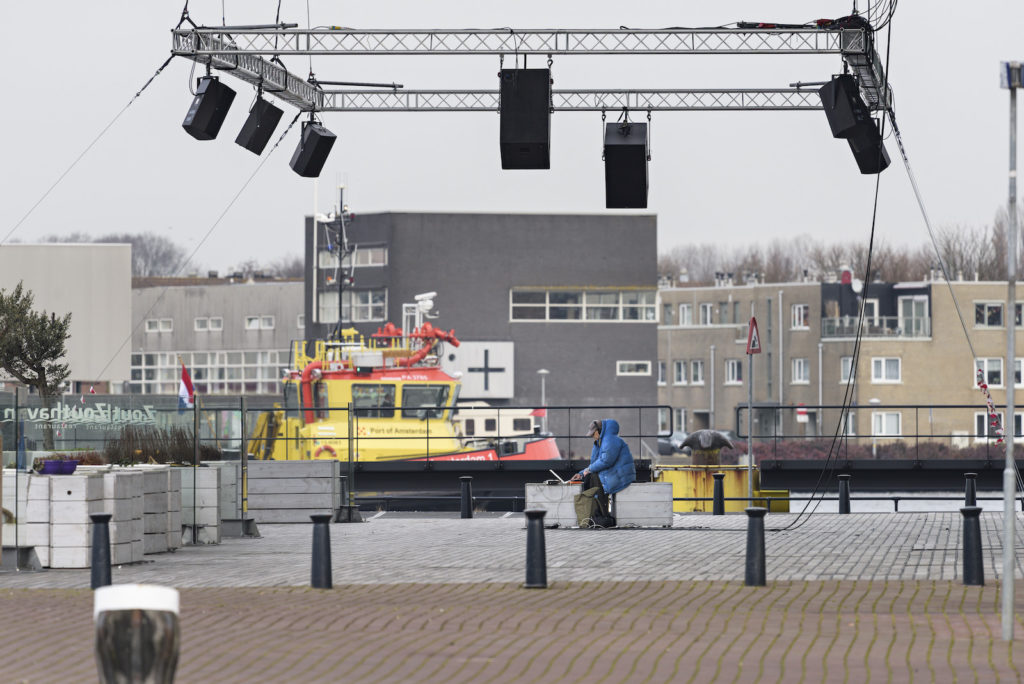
[314,444,337,459]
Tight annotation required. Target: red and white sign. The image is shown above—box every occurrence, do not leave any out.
[796,403,808,423]
[746,317,762,355]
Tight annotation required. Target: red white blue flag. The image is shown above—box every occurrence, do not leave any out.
[179,361,195,410]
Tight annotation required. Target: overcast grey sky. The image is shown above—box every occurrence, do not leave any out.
[1,1,1022,274]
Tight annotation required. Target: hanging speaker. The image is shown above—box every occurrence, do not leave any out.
[182,76,236,141]
[235,98,284,155]
[289,121,336,177]
[847,121,891,174]
[499,69,551,169]
[818,74,872,139]
[603,122,648,209]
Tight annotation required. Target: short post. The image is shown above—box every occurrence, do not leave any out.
[964,472,977,507]
[460,476,474,519]
[310,514,333,589]
[90,513,113,590]
[961,506,984,586]
[712,472,725,515]
[838,474,851,514]
[94,584,180,684]
[524,508,548,589]
[744,507,768,587]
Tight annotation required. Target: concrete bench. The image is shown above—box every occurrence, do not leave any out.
[613,482,673,528]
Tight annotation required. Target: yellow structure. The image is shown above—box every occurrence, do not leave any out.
[654,464,789,513]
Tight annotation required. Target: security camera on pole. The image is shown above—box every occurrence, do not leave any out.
[745,317,761,504]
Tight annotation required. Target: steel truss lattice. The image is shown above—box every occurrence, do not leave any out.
[319,89,821,112]
[170,27,886,114]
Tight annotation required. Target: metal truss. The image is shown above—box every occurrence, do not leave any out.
[319,89,821,112]
[170,27,885,113]
[172,27,862,56]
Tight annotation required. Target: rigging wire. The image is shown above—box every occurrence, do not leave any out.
[89,111,304,383]
[2,55,175,247]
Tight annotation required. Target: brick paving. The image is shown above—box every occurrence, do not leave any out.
[1,511,1023,682]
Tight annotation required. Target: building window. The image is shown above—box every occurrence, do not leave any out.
[260,315,275,330]
[145,318,172,333]
[699,303,714,326]
[297,314,305,329]
[975,358,1003,388]
[791,358,810,384]
[871,357,901,383]
[1016,359,1023,387]
[970,413,1003,440]
[690,360,705,385]
[662,304,672,324]
[510,289,655,322]
[317,289,388,323]
[1017,303,1023,327]
[194,317,208,331]
[840,356,853,383]
[673,408,686,432]
[209,317,223,331]
[872,411,901,436]
[975,302,1004,327]
[245,316,261,330]
[725,359,743,385]
[791,303,809,329]
[679,303,693,326]
[673,360,688,385]
[616,361,652,376]
[130,349,287,395]
[657,361,666,385]
[342,245,389,268]
[839,412,856,436]
[658,407,670,432]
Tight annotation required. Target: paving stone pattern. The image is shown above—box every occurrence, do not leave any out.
[1,512,1022,682]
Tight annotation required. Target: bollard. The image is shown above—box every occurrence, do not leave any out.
[523,508,548,589]
[838,474,851,514]
[460,476,474,519]
[712,472,725,515]
[744,507,768,587]
[310,514,333,589]
[964,472,977,507]
[90,513,113,590]
[960,506,984,586]
[94,584,180,684]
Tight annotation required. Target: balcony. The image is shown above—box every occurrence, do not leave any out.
[821,315,931,338]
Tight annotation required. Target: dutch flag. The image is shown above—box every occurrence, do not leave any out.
[178,361,195,411]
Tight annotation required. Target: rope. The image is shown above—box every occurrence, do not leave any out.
[2,55,175,246]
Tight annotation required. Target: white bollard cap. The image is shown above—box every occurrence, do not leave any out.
[94,584,179,621]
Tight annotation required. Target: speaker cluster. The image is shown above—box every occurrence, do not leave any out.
[818,74,890,175]
[181,75,335,178]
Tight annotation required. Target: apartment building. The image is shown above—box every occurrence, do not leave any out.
[658,274,1024,446]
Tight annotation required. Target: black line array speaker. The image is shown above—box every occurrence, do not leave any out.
[289,122,336,178]
[847,122,891,174]
[499,68,551,169]
[818,74,872,139]
[182,76,236,141]
[603,122,648,209]
[235,97,284,155]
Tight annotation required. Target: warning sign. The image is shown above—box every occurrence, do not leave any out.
[746,317,761,355]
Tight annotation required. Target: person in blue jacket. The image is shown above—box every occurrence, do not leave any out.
[577,419,636,512]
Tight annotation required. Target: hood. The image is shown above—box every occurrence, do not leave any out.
[601,419,620,438]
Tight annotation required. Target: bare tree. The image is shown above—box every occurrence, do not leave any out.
[268,254,304,278]
[96,232,190,277]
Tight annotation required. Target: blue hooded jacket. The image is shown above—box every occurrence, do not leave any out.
[584,419,636,495]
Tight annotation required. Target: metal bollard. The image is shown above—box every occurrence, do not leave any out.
[90,513,113,590]
[838,474,851,514]
[310,514,333,589]
[964,472,977,507]
[460,476,474,519]
[744,507,768,587]
[712,472,725,515]
[523,509,548,589]
[960,506,984,586]
[94,584,180,684]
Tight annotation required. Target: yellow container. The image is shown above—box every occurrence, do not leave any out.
[654,465,789,513]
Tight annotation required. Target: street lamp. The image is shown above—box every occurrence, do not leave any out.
[537,369,550,434]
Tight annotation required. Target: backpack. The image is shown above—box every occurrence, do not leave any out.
[574,486,616,528]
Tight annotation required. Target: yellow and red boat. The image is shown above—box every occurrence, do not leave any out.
[248,321,560,462]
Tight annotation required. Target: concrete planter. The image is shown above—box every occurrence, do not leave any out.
[246,461,340,523]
